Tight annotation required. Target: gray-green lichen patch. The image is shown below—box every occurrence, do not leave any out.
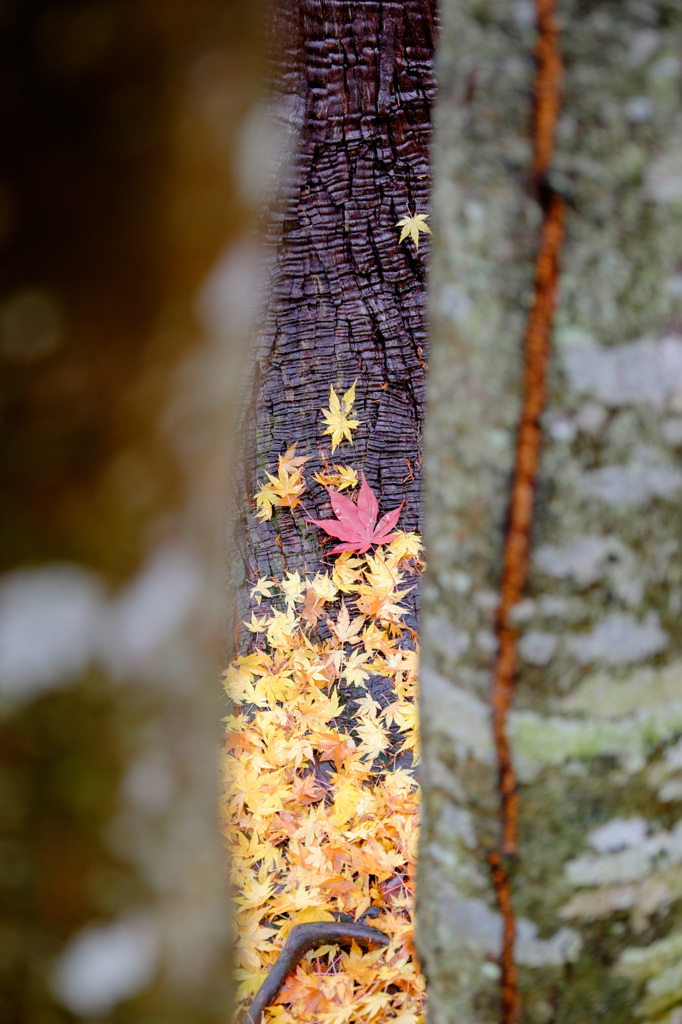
[561,332,682,410]
[559,819,682,923]
[617,929,682,1021]
[565,611,668,664]
[510,659,682,780]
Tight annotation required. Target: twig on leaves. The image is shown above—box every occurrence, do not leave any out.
[242,921,390,1024]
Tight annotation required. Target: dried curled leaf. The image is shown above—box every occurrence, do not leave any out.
[313,464,359,491]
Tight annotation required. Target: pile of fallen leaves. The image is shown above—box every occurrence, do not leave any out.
[222,385,425,1024]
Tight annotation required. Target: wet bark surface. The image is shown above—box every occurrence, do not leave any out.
[231,0,436,636]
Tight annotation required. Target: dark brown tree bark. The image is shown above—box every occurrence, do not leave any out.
[231,0,437,636]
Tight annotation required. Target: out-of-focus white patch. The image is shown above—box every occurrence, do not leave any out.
[562,333,682,409]
[576,402,608,434]
[103,546,201,678]
[665,738,682,770]
[234,100,301,206]
[627,28,660,67]
[512,1,535,28]
[0,566,106,699]
[196,243,259,341]
[52,912,158,1016]
[122,751,176,813]
[425,874,582,966]
[535,535,632,585]
[582,459,682,505]
[588,817,648,853]
[438,283,471,325]
[644,142,682,203]
[662,418,682,446]
[625,95,653,123]
[567,612,668,665]
[549,416,577,441]
[0,545,202,706]
[518,631,559,667]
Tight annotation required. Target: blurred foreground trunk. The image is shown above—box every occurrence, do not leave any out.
[419,2,682,1023]
[0,3,261,1021]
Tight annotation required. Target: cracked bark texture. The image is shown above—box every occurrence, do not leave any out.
[419,2,682,1024]
[231,0,436,631]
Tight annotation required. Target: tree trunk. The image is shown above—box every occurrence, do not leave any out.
[419,2,682,1023]
[231,0,436,635]
[0,3,261,1021]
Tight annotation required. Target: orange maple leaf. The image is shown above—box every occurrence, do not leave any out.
[315,730,356,772]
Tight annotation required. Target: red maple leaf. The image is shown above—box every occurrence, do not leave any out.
[309,473,403,554]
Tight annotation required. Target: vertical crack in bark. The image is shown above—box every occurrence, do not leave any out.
[489,3,564,1022]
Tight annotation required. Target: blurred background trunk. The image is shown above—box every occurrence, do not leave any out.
[419,2,682,1023]
[0,2,261,1021]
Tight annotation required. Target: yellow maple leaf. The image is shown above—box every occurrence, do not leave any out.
[265,608,300,650]
[234,968,268,1003]
[388,1011,422,1024]
[355,718,389,760]
[381,700,415,731]
[223,666,259,705]
[331,552,364,593]
[281,571,306,609]
[255,447,308,521]
[321,381,361,452]
[343,649,371,688]
[254,482,278,521]
[244,611,268,633]
[235,870,276,909]
[328,600,365,645]
[353,692,381,720]
[310,572,337,601]
[250,576,277,604]
[332,778,362,826]
[279,442,309,473]
[266,464,306,510]
[254,671,295,707]
[386,531,423,563]
[357,991,391,1018]
[396,211,431,250]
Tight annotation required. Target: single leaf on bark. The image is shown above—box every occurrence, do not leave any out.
[395,211,431,250]
[309,473,403,554]
[321,381,361,452]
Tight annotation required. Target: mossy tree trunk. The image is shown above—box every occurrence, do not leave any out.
[418,2,682,1023]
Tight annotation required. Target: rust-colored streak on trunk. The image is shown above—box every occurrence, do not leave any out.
[489,2,564,1022]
